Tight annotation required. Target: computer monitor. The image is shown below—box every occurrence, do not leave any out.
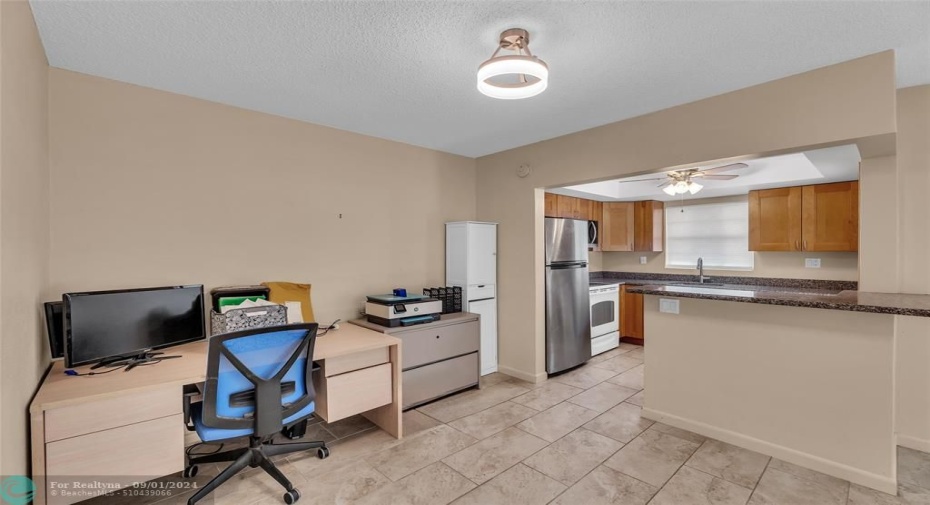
[63,285,205,368]
[44,301,65,360]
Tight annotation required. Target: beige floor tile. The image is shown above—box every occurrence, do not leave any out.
[607,364,644,390]
[748,466,845,505]
[650,465,752,505]
[298,460,391,505]
[626,391,645,406]
[288,427,397,477]
[626,347,645,360]
[567,382,639,413]
[84,464,221,505]
[212,460,307,503]
[321,414,376,439]
[451,464,566,505]
[416,382,529,423]
[367,424,477,481]
[550,365,618,390]
[763,459,849,504]
[591,355,643,374]
[479,372,511,388]
[403,409,443,437]
[354,462,476,505]
[516,402,600,442]
[898,447,930,490]
[646,422,708,444]
[583,402,655,443]
[847,482,930,505]
[549,465,657,505]
[687,440,771,489]
[523,428,624,485]
[511,381,584,411]
[589,346,634,363]
[443,427,549,484]
[619,343,642,351]
[448,401,538,439]
[603,429,700,487]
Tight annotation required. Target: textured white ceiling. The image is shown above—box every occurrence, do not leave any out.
[554,144,862,202]
[30,1,930,157]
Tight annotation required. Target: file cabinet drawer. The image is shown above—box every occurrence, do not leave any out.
[45,386,180,442]
[314,363,392,422]
[403,352,478,408]
[399,320,479,369]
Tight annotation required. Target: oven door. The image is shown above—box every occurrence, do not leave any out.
[590,289,619,337]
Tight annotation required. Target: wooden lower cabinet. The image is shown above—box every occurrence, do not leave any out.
[620,285,644,342]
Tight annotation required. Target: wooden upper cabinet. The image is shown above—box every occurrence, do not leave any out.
[544,193,559,218]
[601,202,635,251]
[556,195,585,220]
[749,187,803,251]
[802,181,858,252]
[633,201,664,252]
[589,201,603,223]
[749,182,858,252]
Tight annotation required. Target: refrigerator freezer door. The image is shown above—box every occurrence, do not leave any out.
[545,218,589,265]
[546,264,592,374]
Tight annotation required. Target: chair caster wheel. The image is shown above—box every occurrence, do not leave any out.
[182,465,198,479]
[317,446,330,459]
[283,489,300,504]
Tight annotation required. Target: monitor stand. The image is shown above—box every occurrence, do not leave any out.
[90,350,182,371]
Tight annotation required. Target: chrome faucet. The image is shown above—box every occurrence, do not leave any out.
[697,257,708,284]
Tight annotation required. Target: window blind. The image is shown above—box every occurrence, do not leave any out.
[665,199,754,270]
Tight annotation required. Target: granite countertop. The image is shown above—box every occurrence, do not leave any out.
[626,284,930,318]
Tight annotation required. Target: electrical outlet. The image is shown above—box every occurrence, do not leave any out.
[659,298,680,314]
[639,256,648,265]
[805,258,821,268]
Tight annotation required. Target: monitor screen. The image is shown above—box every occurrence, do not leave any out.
[64,285,205,367]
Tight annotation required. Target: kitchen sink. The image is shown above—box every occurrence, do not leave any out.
[665,285,756,297]
[669,282,726,287]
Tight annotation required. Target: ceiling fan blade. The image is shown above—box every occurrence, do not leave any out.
[697,174,739,180]
[699,162,748,175]
[617,177,669,183]
[657,180,673,189]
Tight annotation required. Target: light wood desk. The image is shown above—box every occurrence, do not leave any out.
[29,324,402,505]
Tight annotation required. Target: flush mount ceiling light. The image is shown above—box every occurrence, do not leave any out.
[477,28,548,100]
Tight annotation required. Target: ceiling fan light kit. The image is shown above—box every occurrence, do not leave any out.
[629,162,749,197]
[477,28,549,100]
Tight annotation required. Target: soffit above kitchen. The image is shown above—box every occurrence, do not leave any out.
[30,1,930,158]
[552,144,861,202]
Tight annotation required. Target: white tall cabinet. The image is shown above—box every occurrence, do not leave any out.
[446,222,498,376]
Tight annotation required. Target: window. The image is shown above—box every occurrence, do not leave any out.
[665,199,754,270]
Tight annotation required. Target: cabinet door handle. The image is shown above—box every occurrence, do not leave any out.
[795,240,800,251]
[803,240,808,251]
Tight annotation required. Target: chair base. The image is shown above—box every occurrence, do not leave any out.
[186,436,328,505]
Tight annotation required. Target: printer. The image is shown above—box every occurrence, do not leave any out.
[365,294,442,327]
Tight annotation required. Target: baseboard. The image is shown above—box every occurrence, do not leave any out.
[498,365,546,384]
[897,434,930,453]
[642,407,897,495]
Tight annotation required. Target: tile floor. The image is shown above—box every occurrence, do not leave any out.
[94,343,930,505]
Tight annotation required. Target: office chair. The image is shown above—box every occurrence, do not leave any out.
[183,323,329,505]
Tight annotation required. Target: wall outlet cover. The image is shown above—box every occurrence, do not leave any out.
[659,298,680,314]
[639,256,648,264]
[805,258,822,268]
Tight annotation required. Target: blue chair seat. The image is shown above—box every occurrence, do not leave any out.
[191,400,316,442]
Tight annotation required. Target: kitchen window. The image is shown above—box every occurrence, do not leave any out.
[665,198,754,270]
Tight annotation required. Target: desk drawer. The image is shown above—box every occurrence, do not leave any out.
[46,414,183,504]
[399,320,479,369]
[403,352,478,408]
[315,363,392,422]
[323,347,389,377]
[46,386,180,442]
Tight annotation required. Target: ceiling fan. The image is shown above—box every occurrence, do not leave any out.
[618,162,749,196]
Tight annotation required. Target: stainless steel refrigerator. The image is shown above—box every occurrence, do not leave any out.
[545,218,591,374]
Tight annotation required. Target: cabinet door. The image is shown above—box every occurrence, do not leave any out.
[469,298,498,375]
[557,195,574,219]
[802,181,858,252]
[544,193,559,217]
[467,223,497,285]
[748,187,802,251]
[590,201,602,223]
[602,202,635,251]
[634,201,664,252]
[619,287,644,339]
[631,293,644,339]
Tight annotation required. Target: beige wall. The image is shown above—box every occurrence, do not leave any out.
[893,86,930,451]
[48,69,476,326]
[0,0,50,476]
[591,195,859,281]
[643,297,896,492]
[476,52,897,382]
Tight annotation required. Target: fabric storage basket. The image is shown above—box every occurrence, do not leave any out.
[210,304,288,336]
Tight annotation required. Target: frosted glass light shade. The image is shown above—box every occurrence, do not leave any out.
[663,185,677,196]
[477,55,549,99]
[688,182,703,194]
